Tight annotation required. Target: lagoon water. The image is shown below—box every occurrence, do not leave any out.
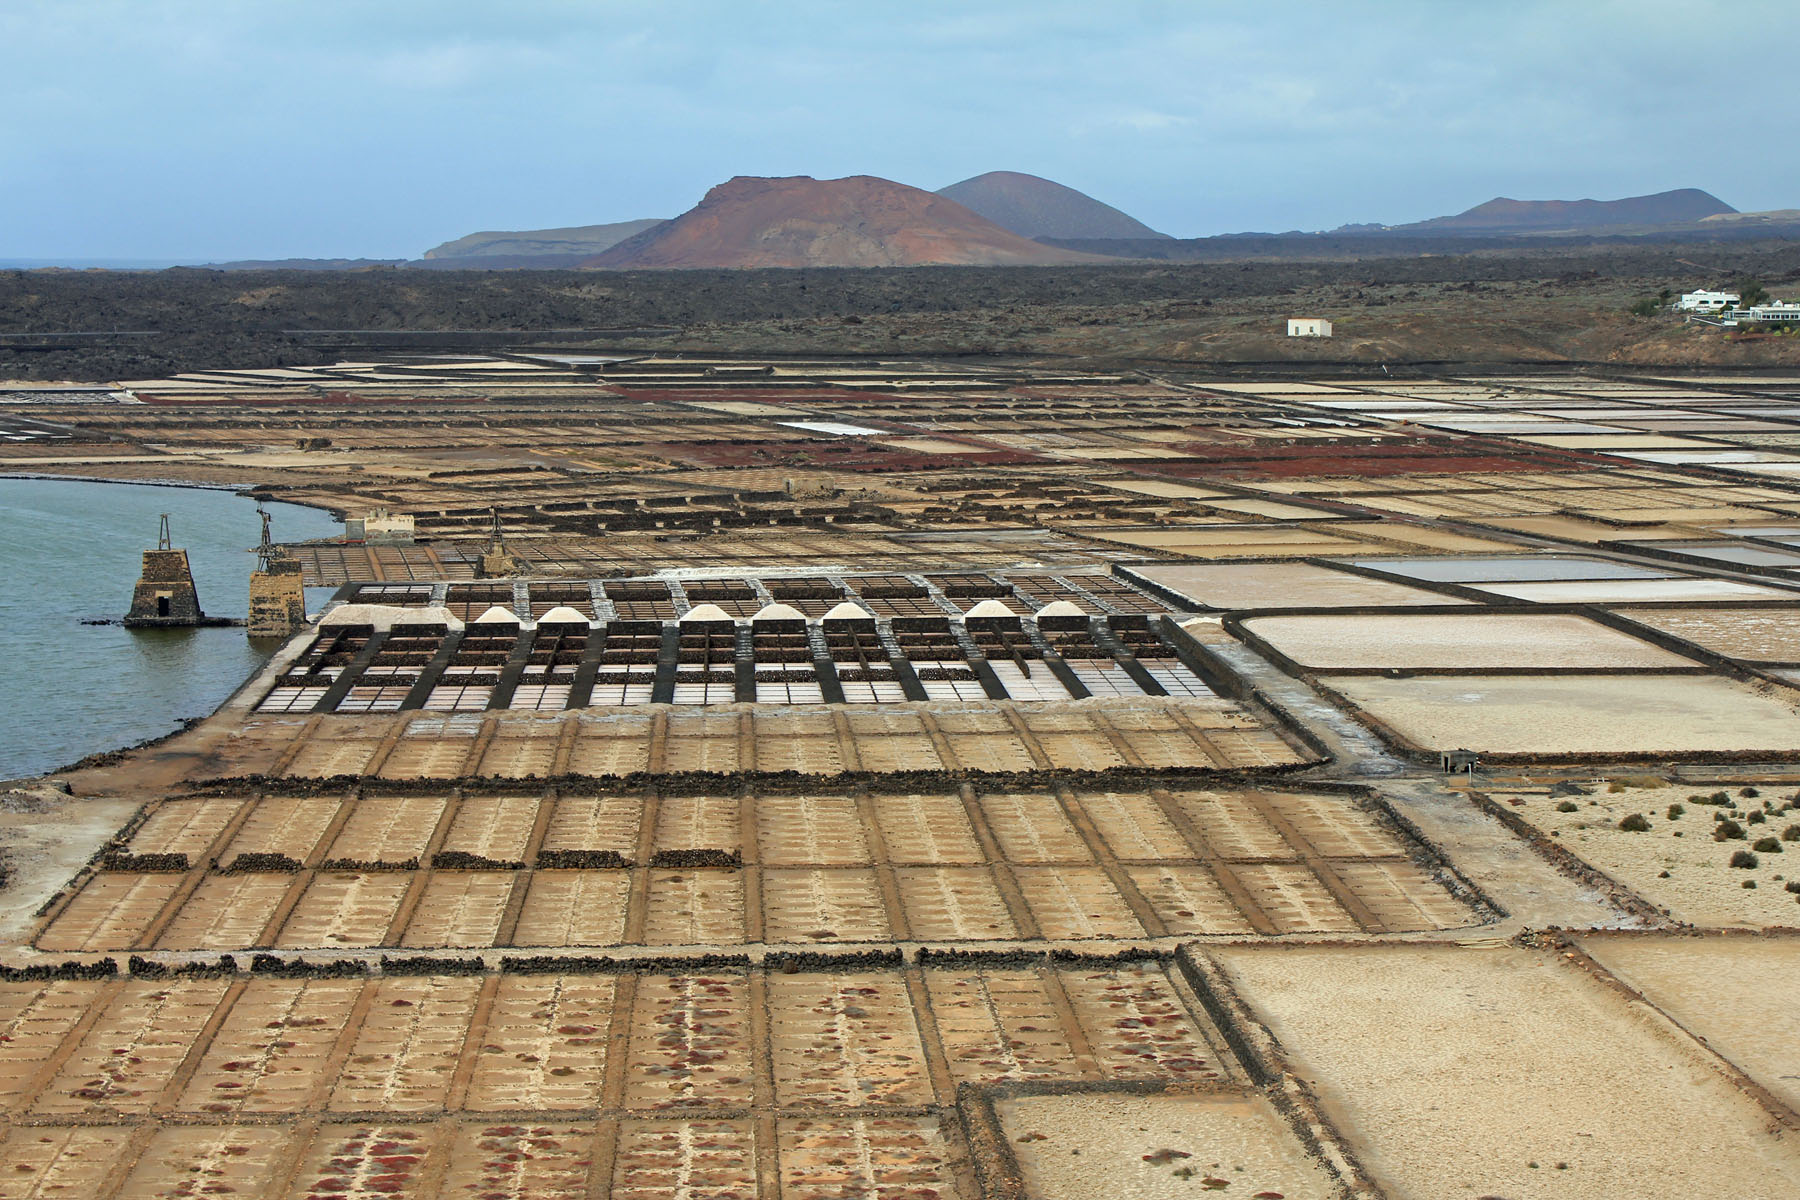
[0,478,340,781]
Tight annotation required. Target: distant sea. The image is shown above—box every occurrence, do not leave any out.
[0,478,340,781]
[0,258,200,270]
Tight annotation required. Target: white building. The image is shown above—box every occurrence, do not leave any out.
[1745,301,1800,325]
[1678,290,1740,311]
[1287,317,1333,337]
[345,508,415,545]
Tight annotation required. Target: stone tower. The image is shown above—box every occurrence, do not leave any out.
[124,514,206,627]
[477,505,521,578]
[247,508,306,639]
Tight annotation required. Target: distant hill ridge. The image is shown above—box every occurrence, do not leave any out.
[935,171,1169,240]
[587,175,1105,269]
[1404,188,1735,232]
[423,219,666,260]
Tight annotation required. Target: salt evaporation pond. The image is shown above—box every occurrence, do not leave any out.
[1351,555,1670,583]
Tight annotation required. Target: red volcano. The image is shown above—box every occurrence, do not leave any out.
[587,175,1107,269]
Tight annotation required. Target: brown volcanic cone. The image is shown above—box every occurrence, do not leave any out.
[938,170,1170,240]
[586,175,1108,268]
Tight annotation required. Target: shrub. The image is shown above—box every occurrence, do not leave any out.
[1667,804,1685,820]
[1747,810,1766,824]
[1741,787,1760,799]
[1711,791,1731,805]
[1783,824,1800,841]
[1786,881,1800,895]
[1619,813,1651,832]
[1753,837,1782,853]
[1730,850,1759,868]
[1715,819,1746,841]
[1744,880,1758,889]
[1556,800,1579,813]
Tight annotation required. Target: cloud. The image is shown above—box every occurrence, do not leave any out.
[0,1,1795,256]
[1079,110,1196,135]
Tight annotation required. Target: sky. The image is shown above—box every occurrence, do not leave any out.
[4,0,1797,262]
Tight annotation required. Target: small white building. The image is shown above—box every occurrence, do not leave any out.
[1677,290,1740,311]
[1287,317,1333,338]
[345,508,415,545]
[1745,301,1800,324]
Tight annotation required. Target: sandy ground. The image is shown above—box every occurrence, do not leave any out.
[1241,612,1685,670]
[1490,782,1800,927]
[997,1091,1336,1199]
[1129,562,1467,610]
[1578,933,1800,1112]
[1620,605,1800,663]
[1213,942,1800,1200]
[1329,673,1800,754]
[0,784,141,946]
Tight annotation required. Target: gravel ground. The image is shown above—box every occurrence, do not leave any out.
[1493,782,1800,927]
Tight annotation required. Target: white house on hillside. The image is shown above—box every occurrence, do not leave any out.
[1288,317,1333,337]
[1678,290,1740,311]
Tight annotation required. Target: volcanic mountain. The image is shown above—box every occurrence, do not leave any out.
[936,171,1169,240]
[1406,188,1735,232]
[587,175,1105,269]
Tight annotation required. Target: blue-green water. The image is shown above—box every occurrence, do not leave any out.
[0,478,340,781]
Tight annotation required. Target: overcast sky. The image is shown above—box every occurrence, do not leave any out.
[4,1,1795,261]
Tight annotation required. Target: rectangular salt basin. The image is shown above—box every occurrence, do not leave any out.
[1726,525,1800,537]
[1617,420,1795,432]
[1422,420,1629,435]
[1215,943,1800,1200]
[777,420,886,436]
[1203,499,1336,520]
[1619,450,1793,464]
[1305,400,1460,412]
[1103,479,1230,500]
[1617,605,1800,662]
[1521,434,1723,450]
[1351,555,1669,583]
[1637,542,1800,568]
[1729,462,1800,478]
[1578,936,1800,1112]
[1129,562,1469,610]
[998,1092,1335,1199]
[1239,612,1687,670]
[1473,578,1795,603]
[1328,673,1800,754]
